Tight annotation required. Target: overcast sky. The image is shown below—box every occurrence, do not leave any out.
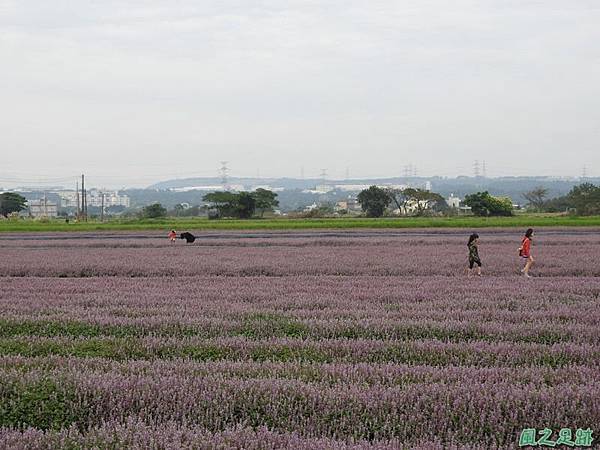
[1,0,600,188]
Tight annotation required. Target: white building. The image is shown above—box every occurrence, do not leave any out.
[88,190,130,208]
[334,184,371,192]
[28,199,58,218]
[446,194,461,209]
[56,191,79,208]
[56,190,130,209]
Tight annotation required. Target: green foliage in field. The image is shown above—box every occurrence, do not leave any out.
[0,379,81,431]
[241,313,309,339]
[0,318,569,345]
[0,337,590,366]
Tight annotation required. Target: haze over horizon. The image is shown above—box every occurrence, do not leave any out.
[2,1,600,189]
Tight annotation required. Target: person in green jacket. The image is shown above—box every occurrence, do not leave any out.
[467,233,482,276]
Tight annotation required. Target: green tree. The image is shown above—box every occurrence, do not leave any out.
[543,195,571,213]
[429,192,448,214]
[463,191,513,216]
[385,188,411,213]
[172,203,186,217]
[522,186,549,211]
[202,191,239,218]
[567,183,600,215]
[357,186,392,217]
[253,189,279,217]
[388,188,445,216]
[141,203,167,218]
[405,189,446,215]
[0,193,27,218]
[490,196,513,216]
[203,191,259,219]
[236,192,256,219]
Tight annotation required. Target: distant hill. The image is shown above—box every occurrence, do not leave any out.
[148,175,599,201]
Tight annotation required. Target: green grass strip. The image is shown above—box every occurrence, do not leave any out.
[2,215,600,233]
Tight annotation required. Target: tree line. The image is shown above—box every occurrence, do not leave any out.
[4,182,600,220]
[356,182,600,218]
[140,188,279,219]
[521,183,600,215]
[357,186,448,218]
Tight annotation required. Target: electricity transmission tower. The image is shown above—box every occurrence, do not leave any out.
[320,168,328,183]
[219,161,230,191]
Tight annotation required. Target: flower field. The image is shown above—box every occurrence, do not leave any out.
[1,229,599,449]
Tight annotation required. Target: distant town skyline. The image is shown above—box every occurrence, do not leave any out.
[2,1,599,188]
[1,168,597,191]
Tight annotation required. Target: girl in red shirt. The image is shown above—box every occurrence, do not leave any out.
[168,230,177,243]
[519,228,534,277]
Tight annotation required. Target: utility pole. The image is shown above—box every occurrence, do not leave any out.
[482,161,487,178]
[75,180,80,220]
[582,165,588,179]
[81,174,87,222]
[43,192,48,218]
[473,160,480,178]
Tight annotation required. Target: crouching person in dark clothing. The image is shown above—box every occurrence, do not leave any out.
[180,232,196,243]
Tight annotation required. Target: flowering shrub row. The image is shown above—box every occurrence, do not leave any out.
[1,368,598,445]
[2,232,600,277]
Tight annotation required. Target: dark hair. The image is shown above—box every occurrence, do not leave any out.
[525,228,534,238]
[467,233,479,246]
